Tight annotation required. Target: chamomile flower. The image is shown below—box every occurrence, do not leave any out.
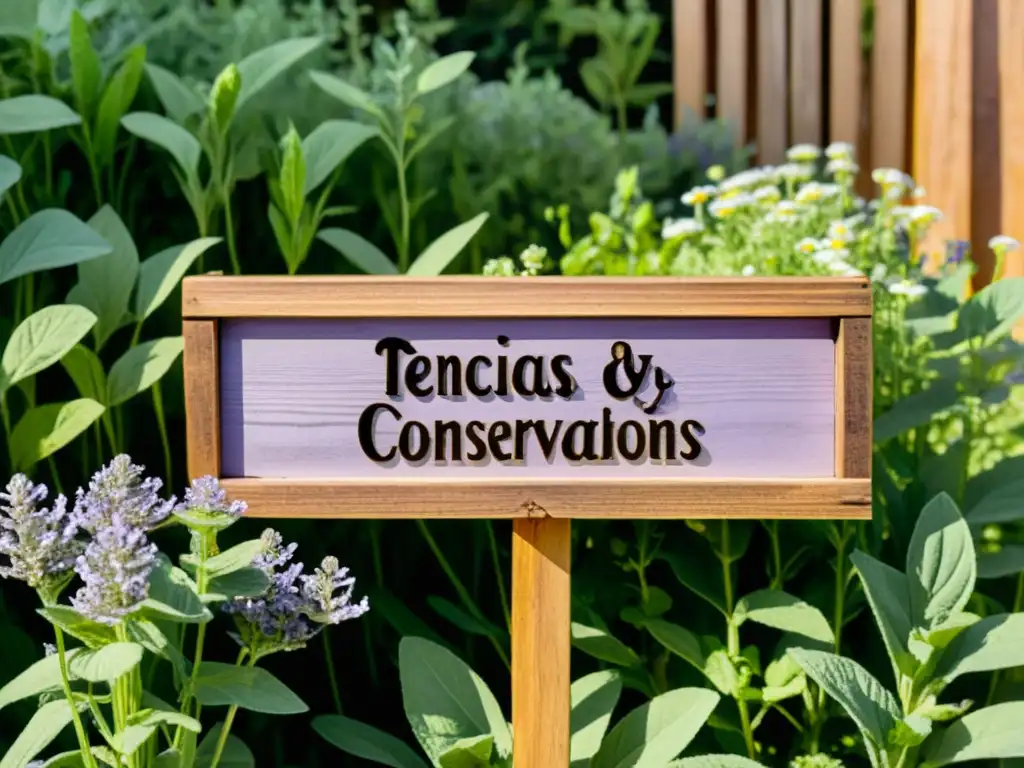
[794,238,819,255]
[777,163,815,182]
[753,186,782,204]
[787,144,821,163]
[681,186,718,206]
[825,158,859,176]
[813,248,851,267]
[795,183,833,203]
[872,168,913,194]
[827,220,856,243]
[886,278,927,298]
[989,235,1021,255]
[908,205,943,228]
[825,142,855,160]
[719,169,771,192]
[662,218,704,240]
[709,193,754,218]
[741,265,756,276]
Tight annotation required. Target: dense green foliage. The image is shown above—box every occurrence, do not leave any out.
[1,2,1024,768]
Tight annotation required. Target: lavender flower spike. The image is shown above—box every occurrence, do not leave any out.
[302,556,370,625]
[72,454,174,534]
[0,474,82,591]
[71,513,158,625]
[179,476,247,519]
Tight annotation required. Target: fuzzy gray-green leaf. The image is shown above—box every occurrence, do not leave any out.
[906,493,976,630]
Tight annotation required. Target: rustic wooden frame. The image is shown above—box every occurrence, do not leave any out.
[182,275,873,768]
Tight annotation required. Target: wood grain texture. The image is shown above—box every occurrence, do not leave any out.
[220,318,837,479]
[673,0,710,125]
[218,477,871,519]
[970,0,1000,289]
[756,0,789,163]
[999,0,1024,311]
[871,0,910,173]
[829,0,863,147]
[182,276,872,318]
[789,0,823,144]
[512,517,571,768]
[183,320,221,480]
[716,0,749,146]
[835,317,872,478]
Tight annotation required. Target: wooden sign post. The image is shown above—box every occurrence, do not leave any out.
[182,275,872,768]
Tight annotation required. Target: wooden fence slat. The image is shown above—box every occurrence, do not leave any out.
[828,0,862,147]
[673,0,710,127]
[789,0,823,145]
[912,0,973,263]
[871,0,910,174]
[756,0,789,163]
[971,0,1001,288]
[716,0,749,146]
[998,0,1024,293]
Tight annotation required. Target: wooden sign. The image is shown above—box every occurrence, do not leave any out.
[182,275,873,768]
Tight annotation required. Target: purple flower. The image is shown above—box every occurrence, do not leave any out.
[0,475,82,590]
[72,455,174,534]
[179,476,247,519]
[301,556,370,625]
[70,514,157,625]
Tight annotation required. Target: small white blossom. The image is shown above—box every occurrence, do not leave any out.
[989,235,1021,254]
[825,142,855,160]
[777,163,815,182]
[662,218,705,240]
[827,221,855,242]
[753,185,782,203]
[912,186,927,199]
[826,158,859,176]
[681,185,718,206]
[873,168,914,191]
[795,182,837,203]
[886,278,927,298]
[787,144,821,163]
[709,193,755,218]
[741,264,756,276]
[909,205,944,227]
[813,248,851,266]
[795,238,819,255]
[719,169,771,191]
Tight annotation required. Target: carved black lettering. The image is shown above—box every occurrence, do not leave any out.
[436,356,463,397]
[617,420,646,461]
[496,336,510,397]
[434,419,462,461]
[531,420,563,460]
[551,354,576,399]
[398,420,430,462]
[512,355,552,397]
[405,356,433,397]
[602,341,652,400]
[679,419,705,461]
[375,337,417,396]
[488,421,513,461]
[600,407,615,460]
[357,402,400,462]
[513,420,535,461]
[562,420,599,461]
[649,419,676,460]
[465,420,488,461]
[466,356,493,397]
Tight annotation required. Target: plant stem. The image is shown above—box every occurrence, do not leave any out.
[721,523,755,759]
[485,520,511,632]
[152,382,173,489]
[396,156,411,272]
[832,522,849,653]
[322,627,344,714]
[0,393,13,468]
[55,627,100,768]
[175,535,212,747]
[208,653,257,768]
[223,197,241,274]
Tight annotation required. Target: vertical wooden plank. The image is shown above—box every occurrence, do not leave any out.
[998,0,1024,299]
[835,317,872,479]
[757,0,789,163]
[673,0,710,127]
[789,0,823,145]
[512,517,571,768]
[829,0,865,188]
[716,0,749,146]
[871,0,910,172]
[183,319,221,479]
[970,0,1001,289]
[913,0,973,262]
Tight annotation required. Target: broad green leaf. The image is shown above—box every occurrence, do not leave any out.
[0,155,21,197]
[106,336,183,406]
[591,687,720,768]
[193,539,262,578]
[408,213,489,276]
[2,304,97,389]
[658,547,726,614]
[202,569,270,605]
[643,619,704,671]
[570,671,622,768]
[195,723,255,768]
[438,735,493,768]
[977,545,1024,579]
[703,650,739,696]
[235,36,324,111]
[121,111,202,175]
[308,70,385,120]
[874,382,960,442]
[68,10,102,120]
[144,560,212,624]
[318,228,398,274]
[733,589,833,645]
[38,606,117,648]
[965,479,1024,525]
[113,710,201,754]
[958,276,1024,344]
[0,649,82,710]
[850,550,913,685]
[144,63,205,124]
[277,126,306,223]
[0,699,78,768]
[301,119,378,194]
[625,82,675,106]
[921,702,1024,766]
[934,613,1024,683]
[69,642,144,682]
[126,619,190,681]
[399,636,512,763]
[417,51,475,95]
[194,661,308,714]
[10,398,104,471]
[135,238,221,320]
[668,757,766,768]
[571,622,640,667]
[907,493,976,630]
[93,44,145,165]
[0,95,81,135]
[788,648,900,747]
[68,205,139,349]
[0,208,111,286]
[762,654,806,703]
[428,596,503,638]
[314,715,428,768]
[61,344,107,402]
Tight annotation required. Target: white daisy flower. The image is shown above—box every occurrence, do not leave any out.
[662,218,705,240]
[787,144,821,162]
[989,235,1021,254]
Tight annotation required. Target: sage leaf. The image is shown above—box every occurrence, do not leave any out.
[658,543,727,614]
[428,596,503,638]
[195,723,255,768]
[318,228,398,274]
[733,589,833,645]
[965,479,1024,526]
[438,735,493,767]
[313,715,428,768]
[591,686,720,768]
[2,304,97,390]
[38,605,117,648]
[302,119,378,194]
[61,344,107,402]
[93,45,145,165]
[67,205,139,349]
[122,112,202,175]
[236,37,324,111]
[934,613,1024,684]
[125,619,190,681]
[644,619,704,672]
[407,212,488,276]
[0,699,79,768]
[399,636,512,762]
[571,622,640,667]
[144,63,205,124]
[668,757,766,768]
[921,701,1024,766]
[10,398,105,471]
[144,560,212,624]
[788,648,900,747]
[68,10,102,120]
[308,70,385,121]
[703,650,739,696]
[106,336,183,406]
[203,567,270,604]
[194,662,308,714]
[417,51,475,94]
[69,642,144,682]
[114,710,201,754]
[906,493,976,630]
[199,539,262,577]
[135,238,221,320]
[0,208,111,286]
[0,155,22,197]
[850,550,913,684]
[977,545,1024,579]
[874,382,960,442]
[0,649,82,710]
[0,95,81,135]
[762,654,806,703]
[957,276,1024,344]
[570,671,622,768]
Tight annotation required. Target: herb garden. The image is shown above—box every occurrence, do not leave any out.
[1,1,1024,767]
